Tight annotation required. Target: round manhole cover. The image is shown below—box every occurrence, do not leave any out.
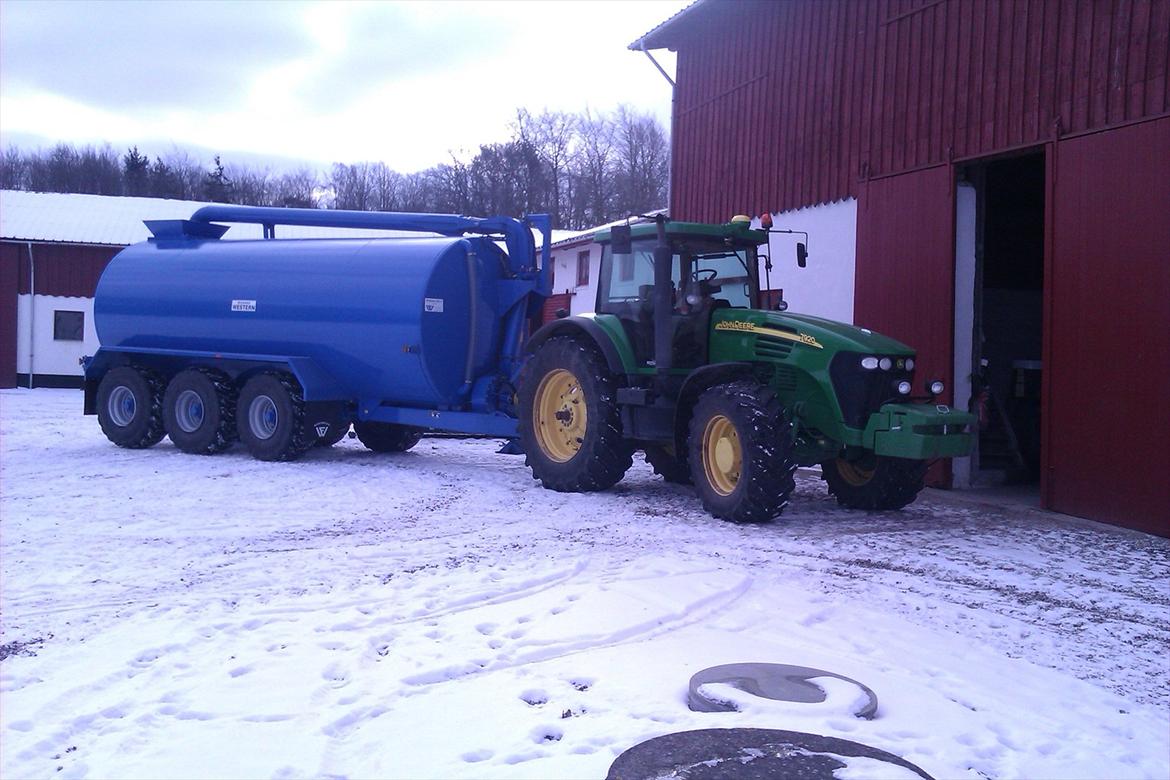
[607,728,934,780]
[688,663,878,719]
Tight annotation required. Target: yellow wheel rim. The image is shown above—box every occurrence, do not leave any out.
[702,414,742,496]
[836,457,876,487]
[533,368,587,463]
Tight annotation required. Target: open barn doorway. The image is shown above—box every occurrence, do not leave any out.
[955,152,1046,491]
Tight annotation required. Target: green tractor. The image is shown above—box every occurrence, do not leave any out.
[517,214,973,521]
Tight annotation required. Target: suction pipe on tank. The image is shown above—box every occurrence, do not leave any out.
[187,205,542,279]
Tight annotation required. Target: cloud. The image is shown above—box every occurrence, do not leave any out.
[0,0,315,109]
[0,0,684,173]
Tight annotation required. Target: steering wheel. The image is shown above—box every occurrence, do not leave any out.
[692,268,719,282]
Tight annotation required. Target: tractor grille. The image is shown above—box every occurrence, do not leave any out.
[829,352,914,428]
[774,365,798,392]
[755,334,794,360]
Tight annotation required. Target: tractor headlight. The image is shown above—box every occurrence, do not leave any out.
[905,358,915,371]
[878,357,893,371]
[897,380,912,395]
[928,379,945,396]
[861,356,879,370]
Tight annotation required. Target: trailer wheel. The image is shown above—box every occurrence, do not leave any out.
[821,453,927,510]
[643,444,692,484]
[236,373,310,462]
[518,337,631,492]
[354,422,422,452]
[163,369,235,455]
[688,381,796,522]
[96,366,166,448]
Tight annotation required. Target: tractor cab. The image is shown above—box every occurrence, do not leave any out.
[595,218,764,370]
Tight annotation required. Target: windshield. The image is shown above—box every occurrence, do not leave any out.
[598,239,759,314]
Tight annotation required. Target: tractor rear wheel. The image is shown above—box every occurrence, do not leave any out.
[518,337,631,492]
[354,422,422,452]
[96,366,166,449]
[687,381,796,522]
[821,453,927,510]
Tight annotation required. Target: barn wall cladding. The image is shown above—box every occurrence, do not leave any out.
[659,0,1169,221]
[647,0,1169,533]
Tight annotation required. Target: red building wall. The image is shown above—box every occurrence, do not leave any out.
[0,244,20,388]
[660,0,1170,221]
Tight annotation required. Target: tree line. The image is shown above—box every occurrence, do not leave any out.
[0,106,668,230]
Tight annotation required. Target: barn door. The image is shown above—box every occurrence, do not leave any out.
[1046,118,1170,534]
[855,165,956,486]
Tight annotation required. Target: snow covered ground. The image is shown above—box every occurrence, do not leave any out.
[2,388,1167,780]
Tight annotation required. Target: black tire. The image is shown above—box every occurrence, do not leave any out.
[517,336,632,492]
[354,421,422,452]
[687,381,796,522]
[162,369,235,455]
[643,444,692,484]
[821,453,927,510]
[236,373,310,462]
[96,366,166,448]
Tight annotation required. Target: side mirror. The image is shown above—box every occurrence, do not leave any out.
[611,224,632,255]
[796,242,808,268]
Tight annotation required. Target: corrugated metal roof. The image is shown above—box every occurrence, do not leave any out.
[629,0,708,51]
[0,190,455,245]
[0,190,583,251]
[550,210,668,249]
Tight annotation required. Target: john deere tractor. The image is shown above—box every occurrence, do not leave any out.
[518,215,973,521]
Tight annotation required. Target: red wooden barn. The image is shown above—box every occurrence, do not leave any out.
[634,0,1169,535]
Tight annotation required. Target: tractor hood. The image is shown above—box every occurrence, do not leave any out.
[706,311,917,357]
[760,312,914,355]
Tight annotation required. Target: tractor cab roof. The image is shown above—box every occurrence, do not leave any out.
[594,219,767,248]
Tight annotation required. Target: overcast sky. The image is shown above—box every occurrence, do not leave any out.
[0,0,687,173]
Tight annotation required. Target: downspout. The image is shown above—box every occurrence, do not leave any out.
[25,241,34,389]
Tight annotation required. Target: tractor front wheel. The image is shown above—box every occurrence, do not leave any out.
[821,453,927,510]
[687,381,796,522]
[518,337,631,492]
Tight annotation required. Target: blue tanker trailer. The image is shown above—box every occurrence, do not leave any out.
[84,206,553,460]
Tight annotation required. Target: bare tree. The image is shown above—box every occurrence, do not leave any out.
[570,107,618,228]
[1,147,26,190]
[274,168,317,208]
[613,105,669,218]
[515,109,577,226]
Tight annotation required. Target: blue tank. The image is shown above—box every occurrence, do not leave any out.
[95,234,513,408]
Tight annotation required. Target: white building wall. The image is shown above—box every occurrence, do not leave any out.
[16,295,98,379]
[548,242,602,315]
[756,198,858,323]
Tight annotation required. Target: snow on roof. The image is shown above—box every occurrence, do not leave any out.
[549,209,668,250]
[0,190,574,246]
